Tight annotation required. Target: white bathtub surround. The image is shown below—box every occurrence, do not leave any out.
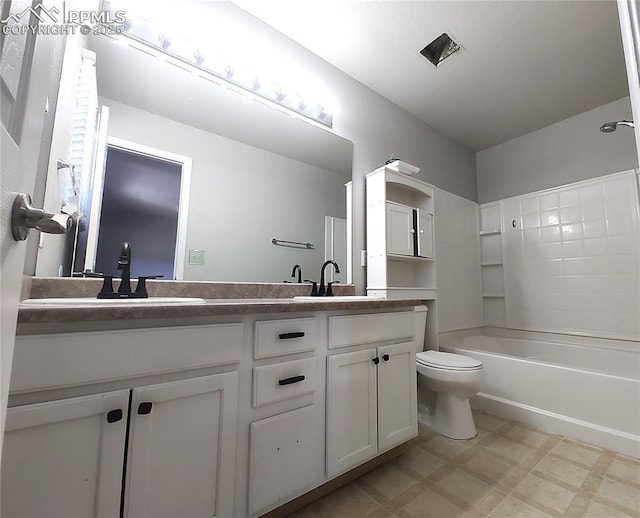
[444,332,640,458]
[433,188,484,333]
[500,170,640,341]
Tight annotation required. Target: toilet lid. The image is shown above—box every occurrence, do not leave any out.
[417,350,482,370]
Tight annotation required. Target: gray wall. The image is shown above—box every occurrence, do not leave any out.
[36,1,478,292]
[222,2,478,292]
[477,97,638,203]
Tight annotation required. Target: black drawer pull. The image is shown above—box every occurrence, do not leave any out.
[107,409,123,423]
[382,354,390,362]
[372,357,380,365]
[137,402,153,415]
[279,332,305,340]
[278,375,305,386]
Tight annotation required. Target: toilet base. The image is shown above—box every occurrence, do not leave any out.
[432,393,477,440]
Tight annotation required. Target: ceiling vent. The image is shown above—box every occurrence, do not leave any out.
[420,33,461,67]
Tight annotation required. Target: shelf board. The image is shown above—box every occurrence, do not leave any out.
[482,293,505,298]
[367,287,437,300]
[387,253,434,263]
[481,262,503,266]
[479,229,501,236]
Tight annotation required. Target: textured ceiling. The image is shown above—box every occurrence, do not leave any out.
[232,0,629,151]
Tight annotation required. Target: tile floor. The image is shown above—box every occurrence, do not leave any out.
[290,411,640,518]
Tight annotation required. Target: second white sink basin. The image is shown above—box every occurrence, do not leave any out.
[21,297,206,307]
[293,295,384,302]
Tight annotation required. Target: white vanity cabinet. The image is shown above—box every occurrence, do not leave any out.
[326,312,418,478]
[2,390,129,518]
[9,305,422,517]
[247,317,320,516]
[249,405,317,514]
[3,374,238,518]
[124,373,238,518]
[4,324,242,518]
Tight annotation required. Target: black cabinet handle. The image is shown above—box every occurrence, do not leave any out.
[372,357,380,365]
[137,402,153,415]
[278,375,305,386]
[107,409,123,423]
[278,332,305,340]
[382,354,390,362]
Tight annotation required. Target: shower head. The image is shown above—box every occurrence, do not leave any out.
[600,120,635,133]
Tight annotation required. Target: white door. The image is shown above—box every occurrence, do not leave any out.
[124,372,238,518]
[617,0,640,166]
[85,135,191,280]
[0,0,65,465]
[1,390,129,517]
[326,348,378,477]
[386,201,414,256]
[377,342,418,452]
[416,210,434,259]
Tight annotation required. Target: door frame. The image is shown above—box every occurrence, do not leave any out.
[617,0,640,167]
[324,215,347,283]
[86,136,192,280]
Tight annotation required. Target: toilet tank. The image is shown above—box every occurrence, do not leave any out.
[414,306,428,353]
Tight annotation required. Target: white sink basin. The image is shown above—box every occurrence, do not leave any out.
[293,295,384,302]
[21,297,206,307]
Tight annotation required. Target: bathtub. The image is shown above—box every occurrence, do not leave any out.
[442,334,640,458]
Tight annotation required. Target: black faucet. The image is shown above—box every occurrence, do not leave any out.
[96,242,163,299]
[291,264,302,283]
[319,260,340,296]
[117,242,132,295]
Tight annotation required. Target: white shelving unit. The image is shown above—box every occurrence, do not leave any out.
[479,202,506,327]
[365,166,436,300]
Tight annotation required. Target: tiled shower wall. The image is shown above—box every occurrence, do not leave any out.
[501,170,640,341]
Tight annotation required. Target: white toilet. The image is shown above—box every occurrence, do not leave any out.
[413,307,484,440]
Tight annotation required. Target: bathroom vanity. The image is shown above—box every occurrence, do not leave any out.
[5,289,423,517]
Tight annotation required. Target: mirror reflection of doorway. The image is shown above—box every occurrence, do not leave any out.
[78,139,191,279]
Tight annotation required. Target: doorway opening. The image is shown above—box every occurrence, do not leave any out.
[78,138,191,280]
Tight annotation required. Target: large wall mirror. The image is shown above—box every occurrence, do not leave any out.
[36,3,353,284]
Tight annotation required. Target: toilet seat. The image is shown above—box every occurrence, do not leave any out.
[417,350,482,371]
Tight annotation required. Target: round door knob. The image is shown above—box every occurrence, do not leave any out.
[382,354,390,362]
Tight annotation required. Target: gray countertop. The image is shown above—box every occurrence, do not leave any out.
[17,297,423,324]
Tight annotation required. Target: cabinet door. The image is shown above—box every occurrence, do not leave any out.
[326,349,378,477]
[416,210,434,259]
[125,372,238,518]
[378,342,418,451]
[249,405,316,515]
[386,201,414,256]
[2,390,129,518]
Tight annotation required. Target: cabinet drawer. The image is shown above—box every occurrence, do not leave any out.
[329,311,415,349]
[11,324,243,393]
[252,358,316,407]
[254,318,316,359]
[249,405,316,515]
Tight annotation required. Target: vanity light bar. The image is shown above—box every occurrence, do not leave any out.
[103,10,333,128]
